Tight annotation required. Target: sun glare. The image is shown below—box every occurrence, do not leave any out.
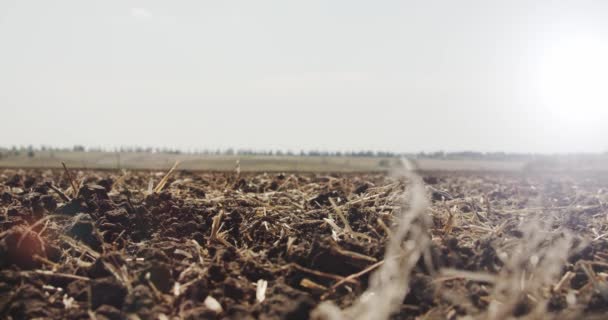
[537,35,608,127]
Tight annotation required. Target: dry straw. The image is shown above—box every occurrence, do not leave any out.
[313,158,431,320]
[313,158,587,320]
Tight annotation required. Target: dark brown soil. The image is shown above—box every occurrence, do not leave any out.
[1,169,608,319]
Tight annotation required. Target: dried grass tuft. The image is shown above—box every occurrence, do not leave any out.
[482,220,575,319]
[313,158,431,320]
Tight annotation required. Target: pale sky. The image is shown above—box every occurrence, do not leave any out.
[1,1,607,153]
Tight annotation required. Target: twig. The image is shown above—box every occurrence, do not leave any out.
[329,198,353,233]
[301,278,328,292]
[321,259,385,300]
[62,162,79,197]
[59,235,101,259]
[436,268,497,284]
[48,183,71,202]
[154,161,180,193]
[331,243,377,264]
[285,263,359,284]
[33,254,60,268]
[377,218,393,238]
[113,169,129,189]
[553,271,574,292]
[23,270,91,282]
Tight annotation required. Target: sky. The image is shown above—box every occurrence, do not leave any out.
[1,0,607,153]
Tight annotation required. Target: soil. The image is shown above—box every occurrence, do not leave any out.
[1,168,608,319]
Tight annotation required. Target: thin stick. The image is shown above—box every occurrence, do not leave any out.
[332,244,377,264]
[287,263,359,284]
[329,198,353,233]
[60,235,101,259]
[62,162,79,197]
[23,270,91,282]
[377,218,393,238]
[436,268,497,284]
[48,183,71,202]
[33,254,60,268]
[301,278,329,292]
[321,259,385,300]
[114,169,129,187]
[209,210,224,245]
[154,161,180,193]
[553,271,574,292]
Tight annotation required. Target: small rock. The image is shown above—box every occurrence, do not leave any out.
[423,176,440,185]
[431,189,453,202]
[1,192,12,203]
[354,183,371,195]
[142,262,173,293]
[67,214,102,251]
[125,284,155,313]
[79,184,109,200]
[284,296,316,320]
[40,195,57,211]
[98,179,114,192]
[57,198,88,215]
[105,208,129,225]
[95,304,123,320]
[91,277,127,309]
[204,295,223,313]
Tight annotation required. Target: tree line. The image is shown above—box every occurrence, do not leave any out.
[0,145,555,161]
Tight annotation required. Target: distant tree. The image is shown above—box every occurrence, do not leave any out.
[73,145,85,152]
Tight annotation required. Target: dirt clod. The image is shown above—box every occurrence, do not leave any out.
[67,213,102,251]
[91,277,128,309]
